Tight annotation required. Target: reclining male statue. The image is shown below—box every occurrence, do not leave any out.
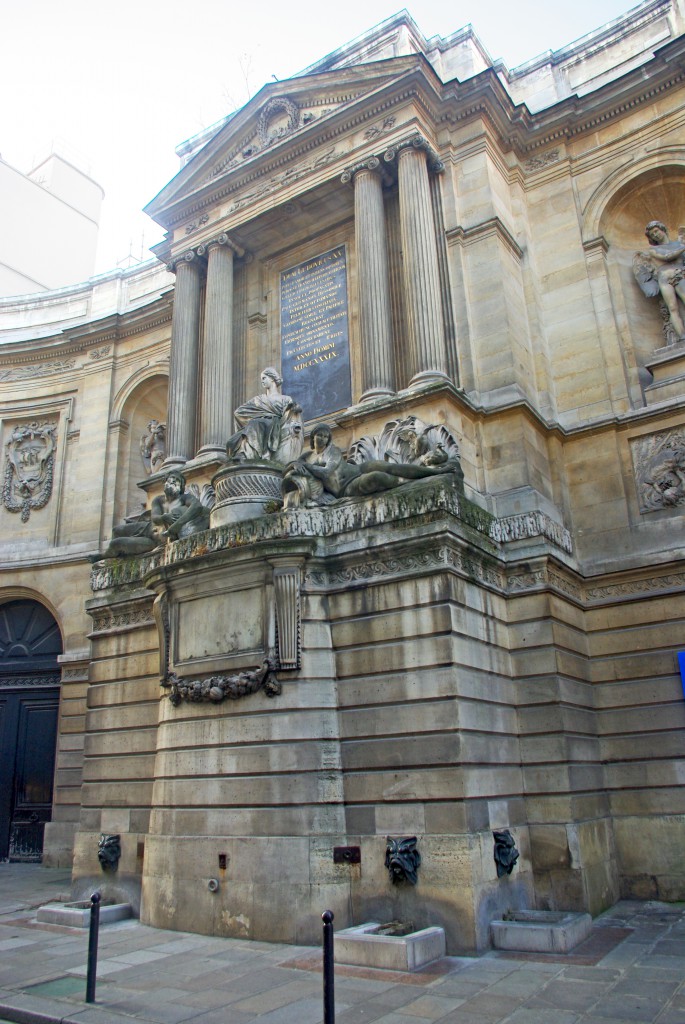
[92,470,209,560]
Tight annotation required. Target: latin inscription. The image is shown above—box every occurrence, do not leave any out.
[281,245,352,420]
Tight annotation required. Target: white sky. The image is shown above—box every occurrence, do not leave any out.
[2,0,637,275]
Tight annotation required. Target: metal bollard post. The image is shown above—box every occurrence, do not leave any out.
[85,891,101,1003]
[322,910,335,1024]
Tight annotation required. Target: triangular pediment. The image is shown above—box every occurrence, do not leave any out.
[144,55,428,229]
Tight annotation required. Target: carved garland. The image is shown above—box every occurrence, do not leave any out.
[164,658,282,707]
[257,96,300,146]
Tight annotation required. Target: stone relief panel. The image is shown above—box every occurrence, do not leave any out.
[227,145,338,213]
[630,426,685,513]
[0,360,75,382]
[2,420,57,522]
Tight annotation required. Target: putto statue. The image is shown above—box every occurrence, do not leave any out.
[140,419,166,475]
[226,368,304,464]
[282,417,462,510]
[633,221,685,345]
[92,470,212,560]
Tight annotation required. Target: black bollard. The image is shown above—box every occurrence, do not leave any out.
[85,891,101,1003]
[322,910,335,1024]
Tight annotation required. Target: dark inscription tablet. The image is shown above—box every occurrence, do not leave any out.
[281,245,351,421]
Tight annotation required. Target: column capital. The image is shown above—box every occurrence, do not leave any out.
[340,156,392,187]
[197,233,245,259]
[166,249,204,274]
[384,133,444,174]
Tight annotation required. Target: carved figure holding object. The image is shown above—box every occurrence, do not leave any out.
[91,471,210,560]
[633,221,685,343]
[282,422,462,510]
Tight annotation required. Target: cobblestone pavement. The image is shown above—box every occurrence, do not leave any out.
[0,865,684,1024]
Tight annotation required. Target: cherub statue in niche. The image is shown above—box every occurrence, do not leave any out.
[140,419,166,475]
[633,221,685,345]
[226,367,304,464]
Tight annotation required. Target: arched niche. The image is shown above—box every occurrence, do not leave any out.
[598,163,685,366]
[113,372,168,524]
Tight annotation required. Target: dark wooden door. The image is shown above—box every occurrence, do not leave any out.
[0,600,62,862]
[0,688,59,860]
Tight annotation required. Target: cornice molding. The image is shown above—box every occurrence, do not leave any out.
[0,293,173,365]
[446,216,524,263]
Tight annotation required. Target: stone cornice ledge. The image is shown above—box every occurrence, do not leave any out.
[90,477,573,593]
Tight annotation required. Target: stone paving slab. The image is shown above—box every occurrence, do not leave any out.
[1,867,685,1024]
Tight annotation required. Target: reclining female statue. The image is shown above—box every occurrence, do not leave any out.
[282,423,460,509]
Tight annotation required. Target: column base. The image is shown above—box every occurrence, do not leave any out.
[194,444,229,463]
[161,456,188,471]
[408,370,452,388]
[360,387,395,402]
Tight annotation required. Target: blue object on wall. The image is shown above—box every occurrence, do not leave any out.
[678,652,685,698]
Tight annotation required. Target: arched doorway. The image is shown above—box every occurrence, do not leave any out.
[0,599,62,861]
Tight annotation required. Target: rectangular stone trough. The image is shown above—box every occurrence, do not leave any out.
[37,900,132,927]
[490,910,593,953]
[335,922,446,971]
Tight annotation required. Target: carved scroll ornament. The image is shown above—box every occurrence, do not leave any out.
[3,421,57,522]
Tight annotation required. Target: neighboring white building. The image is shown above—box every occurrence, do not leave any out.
[0,151,103,297]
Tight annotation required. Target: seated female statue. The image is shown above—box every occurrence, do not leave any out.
[226,368,303,464]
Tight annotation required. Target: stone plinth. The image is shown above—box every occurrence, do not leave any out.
[643,342,685,405]
[37,900,132,927]
[490,910,592,953]
[211,462,283,525]
[335,922,446,971]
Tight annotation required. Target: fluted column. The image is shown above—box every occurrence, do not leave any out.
[350,159,395,400]
[197,237,234,456]
[393,140,449,386]
[164,252,202,467]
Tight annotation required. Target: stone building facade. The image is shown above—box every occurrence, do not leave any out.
[1,0,685,952]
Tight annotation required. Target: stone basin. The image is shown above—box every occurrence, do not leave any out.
[36,900,133,927]
[335,921,446,971]
[490,909,593,953]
